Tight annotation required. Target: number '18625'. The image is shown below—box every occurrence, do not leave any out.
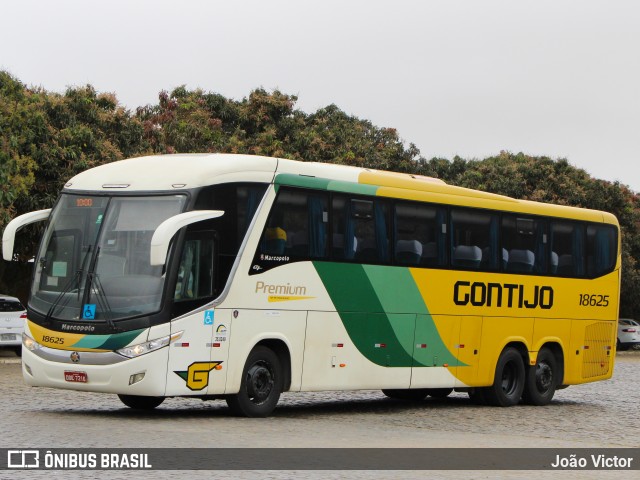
[579,294,609,307]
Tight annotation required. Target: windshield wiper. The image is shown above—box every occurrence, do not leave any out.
[84,247,118,332]
[44,243,96,325]
[87,271,118,332]
[44,269,82,326]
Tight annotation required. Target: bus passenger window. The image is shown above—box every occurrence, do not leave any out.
[550,222,585,277]
[394,202,446,267]
[586,225,617,277]
[261,189,328,260]
[501,216,547,274]
[332,196,389,264]
[450,209,499,271]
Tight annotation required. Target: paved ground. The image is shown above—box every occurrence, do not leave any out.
[1,349,638,479]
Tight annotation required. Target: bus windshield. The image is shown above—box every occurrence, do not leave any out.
[30,194,187,322]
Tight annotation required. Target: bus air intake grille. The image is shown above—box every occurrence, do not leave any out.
[582,322,613,379]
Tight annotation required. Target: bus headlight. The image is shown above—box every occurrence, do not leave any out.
[116,331,183,358]
[22,332,42,352]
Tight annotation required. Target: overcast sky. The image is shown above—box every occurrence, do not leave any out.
[2,0,639,191]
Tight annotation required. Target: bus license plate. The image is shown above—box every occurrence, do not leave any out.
[64,371,88,383]
[0,334,15,341]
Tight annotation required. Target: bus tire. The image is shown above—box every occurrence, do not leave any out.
[425,388,453,399]
[522,348,558,406]
[381,389,428,401]
[118,394,164,410]
[484,347,525,407]
[226,346,282,417]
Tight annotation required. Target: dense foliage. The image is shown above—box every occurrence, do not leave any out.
[1,71,639,316]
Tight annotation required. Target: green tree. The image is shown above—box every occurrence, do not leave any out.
[2,71,640,317]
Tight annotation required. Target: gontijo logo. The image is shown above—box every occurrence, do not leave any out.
[174,361,223,391]
[453,280,554,309]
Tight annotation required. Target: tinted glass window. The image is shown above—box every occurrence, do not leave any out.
[450,209,499,271]
[0,300,24,312]
[260,189,329,259]
[586,225,617,277]
[332,195,390,264]
[501,216,547,274]
[394,201,446,267]
[550,222,585,277]
[174,233,215,302]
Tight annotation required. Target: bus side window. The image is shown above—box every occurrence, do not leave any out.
[501,216,547,274]
[332,195,389,264]
[450,209,499,271]
[332,195,357,261]
[394,201,446,267]
[550,222,585,277]
[586,224,617,277]
[261,189,328,260]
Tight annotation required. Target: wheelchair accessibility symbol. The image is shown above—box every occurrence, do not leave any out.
[203,310,214,325]
[83,304,96,320]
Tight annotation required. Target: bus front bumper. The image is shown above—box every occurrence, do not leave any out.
[21,344,169,397]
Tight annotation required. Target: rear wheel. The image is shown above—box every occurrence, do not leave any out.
[118,394,164,410]
[484,347,525,407]
[522,348,558,406]
[226,346,283,417]
[382,389,428,401]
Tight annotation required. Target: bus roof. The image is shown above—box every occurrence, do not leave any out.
[64,153,618,225]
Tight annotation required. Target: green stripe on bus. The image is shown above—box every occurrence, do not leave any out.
[313,262,462,368]
[275,174,379,196]
[362,265,462,367]
[72,329,146,350]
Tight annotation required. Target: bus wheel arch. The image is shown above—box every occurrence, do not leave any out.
[523,343,564,406]
[484,343,528,407]
[255,338,292,392]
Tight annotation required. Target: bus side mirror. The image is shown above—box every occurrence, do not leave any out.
[150,210,224,266]
[2,209,51,261]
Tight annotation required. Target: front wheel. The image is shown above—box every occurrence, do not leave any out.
[484,347,525,407]
[226,346,283,417]
[522,348,558,406]
[118,394,165,410]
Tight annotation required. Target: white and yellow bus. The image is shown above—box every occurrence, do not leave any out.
[2,154,620,416]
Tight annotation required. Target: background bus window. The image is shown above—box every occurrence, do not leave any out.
[550,222,585,277]
[394,201,446,267]
[586,224,617,277]
[501,216,547,274]
[450,209,499,271]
